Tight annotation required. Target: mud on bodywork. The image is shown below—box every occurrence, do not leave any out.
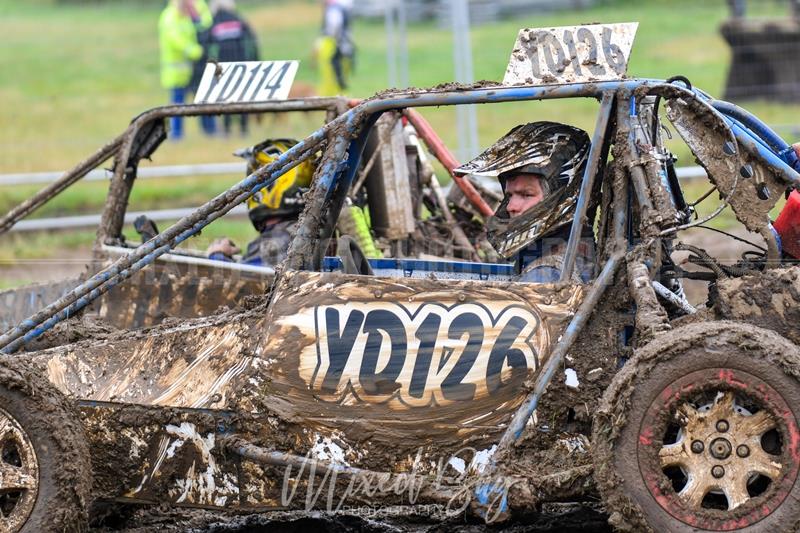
[263,270,583,451]
[96,260,272,330]
[0,277,84,333]
[592,321,800,532]
[714,265,800,345]
[76,402,301,509]
[666,93,783,237]
[501,271,632,509]
[25,269,584,507]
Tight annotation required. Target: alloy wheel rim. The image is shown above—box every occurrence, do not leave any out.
[0,406,38,532]
[637,368,800,531]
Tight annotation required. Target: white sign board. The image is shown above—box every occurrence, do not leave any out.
[194,60,299,104]
[503,23,638,86]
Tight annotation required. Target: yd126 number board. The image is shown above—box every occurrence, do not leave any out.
[503,23,638,86]
[264,272,582,424]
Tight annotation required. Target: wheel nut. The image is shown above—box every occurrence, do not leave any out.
[691,440,704,454]
[710,438,733,460]
[712,465,725,479]
[716,420,729,433]
[737,444,750,458]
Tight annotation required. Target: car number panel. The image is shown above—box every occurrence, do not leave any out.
[259,271,583,444]
[503,22,638,86]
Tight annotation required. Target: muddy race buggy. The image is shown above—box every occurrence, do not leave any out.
[0,92,491,335]
[4,22,800,532]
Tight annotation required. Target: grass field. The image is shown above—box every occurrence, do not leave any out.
[0,0,796,276]
[3,0,798,172]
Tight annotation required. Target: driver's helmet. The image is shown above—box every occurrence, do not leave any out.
[237,139,315,231]
[453,122,591,259]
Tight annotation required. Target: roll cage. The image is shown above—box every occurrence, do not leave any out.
[2,78,800,359]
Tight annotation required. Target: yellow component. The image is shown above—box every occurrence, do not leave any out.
[245,139,314,214]
[337,204,382,258]
[316,36,345,96]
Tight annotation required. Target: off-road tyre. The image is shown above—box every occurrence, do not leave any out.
[0,357,91,532]
[593,321,800,532]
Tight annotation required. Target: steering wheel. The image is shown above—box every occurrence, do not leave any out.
[337,235,375,276]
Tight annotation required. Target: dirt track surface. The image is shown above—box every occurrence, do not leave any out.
[89,504,612,532]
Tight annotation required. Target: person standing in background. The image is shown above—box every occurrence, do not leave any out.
[208,0,260,136]
[158,0,204,140]
[187,0,216,135]
[314,0,355,96]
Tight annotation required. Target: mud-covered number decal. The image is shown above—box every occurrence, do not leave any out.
[360,310,405,395]
[486,316,529,394]
[320,308,363,393]
[504,23,637,85]
[528,27,622,80]
[527,31,568,80]
[601,26,627,75]
[576,28,605,76]
[409,314,441,398]
[311,303,543,407]
[441,313,483,401]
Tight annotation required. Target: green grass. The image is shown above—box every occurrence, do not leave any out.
[121,218,257,253]
[0,216,254,253]
[4,0,798,172]
[0,279,34,291]
[1,0,798,276]
[0,172,251,218]
[0,229,97,262]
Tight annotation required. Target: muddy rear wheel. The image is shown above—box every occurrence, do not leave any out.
[0,358,91,532]
[593,321,800,532]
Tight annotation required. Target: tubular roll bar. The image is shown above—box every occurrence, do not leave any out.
[559,91,615,282]
[97,98,350,244]
[5,78,800,515]
[1,79,795,355]
[0,135,124,236]
[0,98,349,238]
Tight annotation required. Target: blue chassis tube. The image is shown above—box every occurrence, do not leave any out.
[2,79,799,458]
[1,79,645,352]
[3,75,800,513]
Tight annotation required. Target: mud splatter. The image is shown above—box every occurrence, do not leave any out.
[593,321,800,532]
[0,358,91,532]
[714,265,800,345]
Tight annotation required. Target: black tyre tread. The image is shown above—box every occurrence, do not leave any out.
[0,357,91,532]
[592,321,800,533]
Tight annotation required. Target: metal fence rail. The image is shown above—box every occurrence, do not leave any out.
[0,163,709,233]
[0,162,709,188]
[0,163,246,187]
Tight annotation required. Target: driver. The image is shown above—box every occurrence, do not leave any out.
[207,138,314,266]
[453,121,595,282]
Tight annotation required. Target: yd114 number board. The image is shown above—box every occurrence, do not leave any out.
[194,60,299,104]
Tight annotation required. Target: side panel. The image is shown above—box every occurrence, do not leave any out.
[32,270,584,508]
[97,261,271,329]
[0,277,83,332]
[258,272,583,448]
[33,271,582,450]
